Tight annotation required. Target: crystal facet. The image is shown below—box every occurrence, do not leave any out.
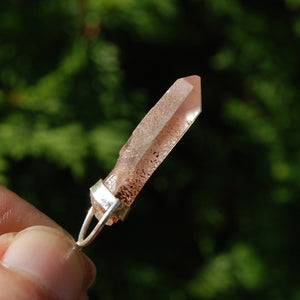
[91,75,201,224]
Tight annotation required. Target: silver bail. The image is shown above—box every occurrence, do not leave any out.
[75,179,130,248]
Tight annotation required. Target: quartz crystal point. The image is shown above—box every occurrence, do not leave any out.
[91,75,201,224]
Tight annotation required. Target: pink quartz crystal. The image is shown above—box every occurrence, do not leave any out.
[91,75,201,223]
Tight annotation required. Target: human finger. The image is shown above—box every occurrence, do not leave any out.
[0,185,59,234]
[0,225,96,300]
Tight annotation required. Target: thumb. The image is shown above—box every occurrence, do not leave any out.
[0,226,96,300]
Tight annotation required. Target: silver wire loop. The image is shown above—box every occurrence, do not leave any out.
[75,198,121,248]
[75,179,130,248]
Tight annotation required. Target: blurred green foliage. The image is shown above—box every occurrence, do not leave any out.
[0,0,299,299]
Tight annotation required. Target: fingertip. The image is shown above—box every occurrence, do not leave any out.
[82,253,97,289]
[79,291,89,300]
[0,232,17,259]
[1,226,94,300]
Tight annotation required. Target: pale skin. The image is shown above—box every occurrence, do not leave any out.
[0,184,96,300]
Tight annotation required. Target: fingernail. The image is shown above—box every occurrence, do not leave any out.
[1,226,89,300]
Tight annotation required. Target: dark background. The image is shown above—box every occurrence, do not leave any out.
[1,0,299,299]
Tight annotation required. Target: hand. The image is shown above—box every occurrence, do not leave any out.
[0,184,96,299]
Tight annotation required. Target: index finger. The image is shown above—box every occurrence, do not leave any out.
[0,185,60,235]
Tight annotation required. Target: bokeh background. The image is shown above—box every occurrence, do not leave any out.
[1,0,300,299]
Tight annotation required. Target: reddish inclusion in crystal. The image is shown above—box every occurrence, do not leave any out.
[92,75,201,223]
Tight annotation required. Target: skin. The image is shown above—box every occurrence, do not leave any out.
[0,184,96,299]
